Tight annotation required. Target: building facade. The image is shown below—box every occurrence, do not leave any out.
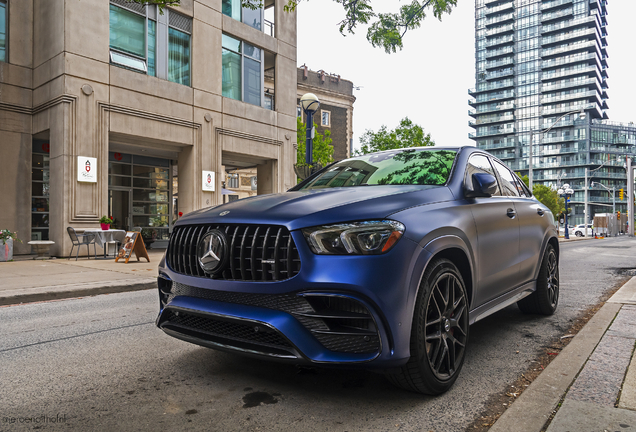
[469,0,636,224]
[296,65,356,161]
[0,0,298,255]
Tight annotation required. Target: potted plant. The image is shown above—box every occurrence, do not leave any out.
[99,215,114,230]
[141,228,158,248]
[0,230,22,262]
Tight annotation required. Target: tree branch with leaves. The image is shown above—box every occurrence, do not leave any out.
[132,0,458,53]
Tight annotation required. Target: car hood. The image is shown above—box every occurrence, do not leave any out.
[177,185,456,231]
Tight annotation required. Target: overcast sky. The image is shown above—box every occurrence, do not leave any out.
[296,1,636,152]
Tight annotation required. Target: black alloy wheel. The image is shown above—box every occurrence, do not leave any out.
[388,258,469,395]
[517,244,559,315]
[575,231,583,237]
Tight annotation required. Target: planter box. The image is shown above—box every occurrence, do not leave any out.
[0,238,13,262]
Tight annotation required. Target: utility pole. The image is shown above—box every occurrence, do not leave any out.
[628,157,634,237]
[584,168,589,237]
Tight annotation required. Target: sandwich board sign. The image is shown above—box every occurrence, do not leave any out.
[115,231,150,264]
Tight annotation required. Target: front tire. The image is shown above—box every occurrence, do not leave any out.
[517,244,559,315]
[575,231,583,237]
[388,259,469,395]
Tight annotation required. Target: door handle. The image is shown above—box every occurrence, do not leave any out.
[537,208,545,216]
[507,208,516,218]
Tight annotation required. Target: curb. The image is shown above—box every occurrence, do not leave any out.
[0,279,157,306]
[488,301,622,432]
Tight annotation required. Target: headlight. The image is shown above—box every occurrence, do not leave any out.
[302,220,405,255]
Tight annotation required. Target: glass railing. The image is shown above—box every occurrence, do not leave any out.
[486,34,514,47]
[541,0,573,11]
[541,8,573,22]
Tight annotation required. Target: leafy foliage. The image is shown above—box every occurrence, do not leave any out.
[376,149,455,185]
[355,117,434,156]
[518,175,564,221]
[296,117,335,167]
[136,0,457,53]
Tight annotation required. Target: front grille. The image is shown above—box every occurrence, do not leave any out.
[167,224,301,281]
[159,310,296,358]
[163,283,381,355]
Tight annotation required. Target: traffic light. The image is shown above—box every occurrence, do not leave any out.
[620,188,624,200]
[618,211,621,219]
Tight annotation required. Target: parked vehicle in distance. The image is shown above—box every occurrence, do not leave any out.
[572,224,593,237]
[156,146,559,395]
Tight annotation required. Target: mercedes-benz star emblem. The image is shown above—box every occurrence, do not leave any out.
[197,230,228,274]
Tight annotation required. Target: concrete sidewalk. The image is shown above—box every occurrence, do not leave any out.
[490,277,636,432]
[0,250,163,306]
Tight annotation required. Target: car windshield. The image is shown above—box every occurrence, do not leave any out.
[298,148,457,190]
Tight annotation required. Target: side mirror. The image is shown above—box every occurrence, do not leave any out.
[465,173,498,198]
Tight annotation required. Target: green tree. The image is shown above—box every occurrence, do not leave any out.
[518,175,565,221]
[296,117,334,167]
[132,0,457,53]
[355,117,434,155]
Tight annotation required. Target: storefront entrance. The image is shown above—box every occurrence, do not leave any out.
[108,152,172,248]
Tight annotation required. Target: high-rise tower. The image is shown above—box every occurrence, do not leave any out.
[470,0,636,227]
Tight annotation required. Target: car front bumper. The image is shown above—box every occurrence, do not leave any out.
[156,230,427,368]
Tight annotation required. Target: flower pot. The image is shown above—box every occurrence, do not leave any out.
[100,223,110,230]
[0,238,13,262]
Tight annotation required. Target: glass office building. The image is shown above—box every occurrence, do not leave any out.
[469,0,636,225]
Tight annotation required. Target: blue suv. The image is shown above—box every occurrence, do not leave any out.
[156,146,559,394]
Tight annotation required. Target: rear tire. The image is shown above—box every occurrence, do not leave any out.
[517,244,559,315]
[387,259,469,395]
[575,231,583,237]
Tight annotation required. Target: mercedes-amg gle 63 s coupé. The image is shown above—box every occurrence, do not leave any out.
[156,146,559,395]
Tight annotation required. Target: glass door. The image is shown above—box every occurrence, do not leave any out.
[109,189,131,231]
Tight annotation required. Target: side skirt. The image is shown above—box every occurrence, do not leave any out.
[469,281,535,325]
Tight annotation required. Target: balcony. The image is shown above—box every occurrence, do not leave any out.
[486,34,514,48]
[542,64,600,81]
[542,15,598,35]
[541,90,599,105]
[486,23,514,37]
[541,52,601,70]
[469,113,515,126]
[541,40,598,58]
[486,56,514,70]
[485,68,514,80]
[485,1,514,16]
[539,136,580,145]
[470,125,515,138]
[541,28,599,46]
[476,138,516,150]
[469,79,514,95]
[486,13,515,28]
[541,0,573,12]
[542,77,599,92]
[541,102,597,116]
[471,90,515,105]
[486,46,514,59]
[471,101,515,116]
[541,8,574,23]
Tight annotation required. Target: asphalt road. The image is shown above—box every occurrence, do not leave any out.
[1,237,635,432]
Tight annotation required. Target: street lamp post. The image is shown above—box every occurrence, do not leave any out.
[299,93,320,167]
[528,109,586,192]
[558,183,574,239]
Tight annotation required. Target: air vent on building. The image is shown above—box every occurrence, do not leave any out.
[169,11,192,34]
[110,0,145,15]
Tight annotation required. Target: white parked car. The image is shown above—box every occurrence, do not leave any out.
[571,224,593,237]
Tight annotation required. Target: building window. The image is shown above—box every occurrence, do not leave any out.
[321,110,331,127]
[222,0,263,31]
[222,34,263,107]
[0,0,7,62]
[109,1,191,86]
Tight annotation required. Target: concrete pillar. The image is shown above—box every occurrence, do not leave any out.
[257,159,277,195]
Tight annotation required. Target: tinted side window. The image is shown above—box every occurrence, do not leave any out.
[492,160,520,197]
[465,154,502,196]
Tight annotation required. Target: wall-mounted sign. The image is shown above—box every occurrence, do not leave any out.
[250,176,257,191]
[202,171,215,192]
[77,156,97,182]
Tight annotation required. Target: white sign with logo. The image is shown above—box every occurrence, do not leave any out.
[250,176,257,191]
[202,171,215,192]
[77,156,97,182]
